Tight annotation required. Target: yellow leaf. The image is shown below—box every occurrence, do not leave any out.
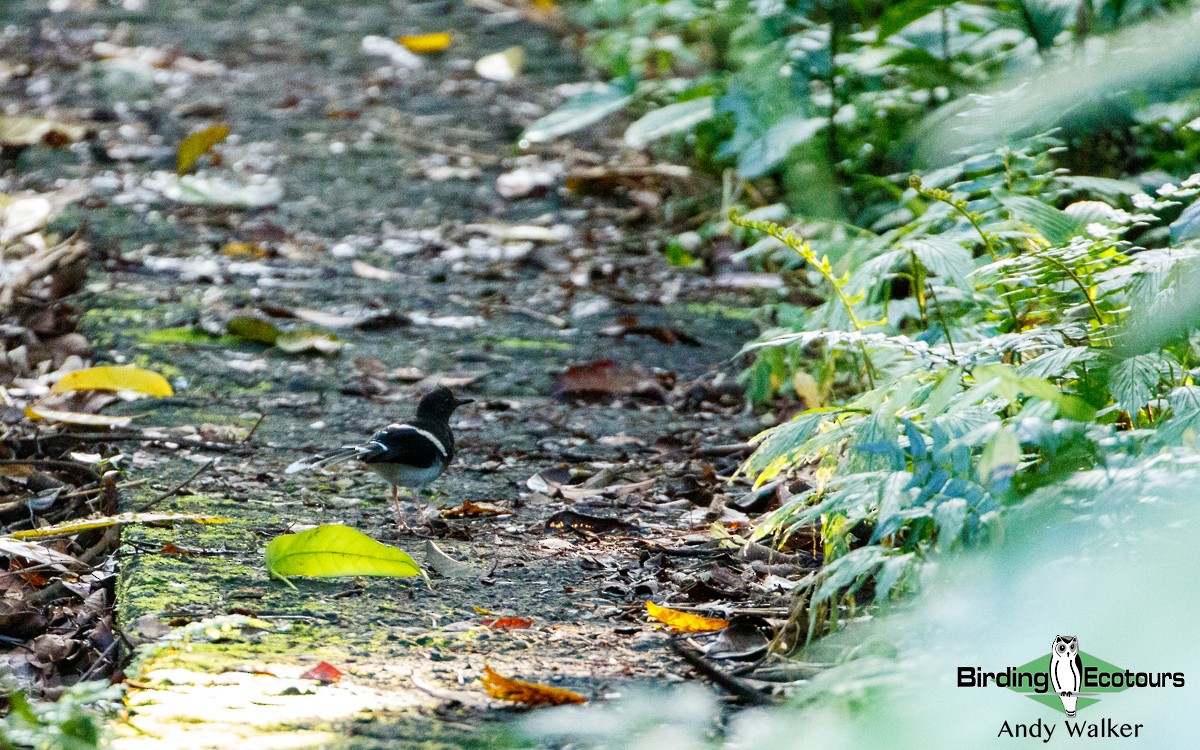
[792,370,822,408]
[221,241,268,258]
[645,601,729,632]
[52,365,174,397]
[177,123,230,175]
[530,0,557,10]
[399,32,452,54]
[8,513,231,540]
[480,664,586,706]
[25,404,133,427]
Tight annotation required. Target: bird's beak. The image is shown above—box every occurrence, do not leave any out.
[456,397,475,406]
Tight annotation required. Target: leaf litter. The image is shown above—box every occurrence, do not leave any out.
[0,0,825,735]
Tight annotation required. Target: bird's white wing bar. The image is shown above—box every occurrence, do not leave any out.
[385,423,448,457]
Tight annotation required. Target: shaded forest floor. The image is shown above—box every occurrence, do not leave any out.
[2,1,816,747]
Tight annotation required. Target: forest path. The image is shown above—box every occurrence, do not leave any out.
[2,1,785,746]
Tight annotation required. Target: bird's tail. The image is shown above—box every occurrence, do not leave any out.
[285,445,368,475]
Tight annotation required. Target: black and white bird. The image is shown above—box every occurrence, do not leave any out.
[286,386,473,528]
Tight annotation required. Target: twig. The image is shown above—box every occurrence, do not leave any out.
[410,673,494,709]
[669,637,772,705]
[135,459,216,512]
[242,413,266,444]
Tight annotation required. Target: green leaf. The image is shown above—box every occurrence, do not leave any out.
[521,85,632,144]
[1002,196,1088,245]
[275,328,344,355]
[227,316,281,344]
[264,524,424,581]
[877,0,956,39]
[1017,346,1099,380]
[624,97,714,149]
[736,115,826,179]
[1106,352,1178,415]
[977,425,1020,489]
[1169,200,1200,243]
[906,237,973,290]
[972,364,1096,421]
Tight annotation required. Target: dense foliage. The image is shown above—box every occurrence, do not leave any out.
[532,0,1200,647]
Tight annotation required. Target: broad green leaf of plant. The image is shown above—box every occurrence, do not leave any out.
[177,123,229,174]
[52,365,174,397]
[521,84,632,144]
[972,364,1095,421]
[977,425,1020,490]
[1001,196,1089,245]
[264,524,424,582]
[624,97,715,149]
[737,115,826,179]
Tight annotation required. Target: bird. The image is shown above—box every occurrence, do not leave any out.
[1050,635,1082,717]
[285,386,473,529]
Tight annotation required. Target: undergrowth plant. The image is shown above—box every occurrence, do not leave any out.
[533,0,1198,224]
[732,140,1200,648]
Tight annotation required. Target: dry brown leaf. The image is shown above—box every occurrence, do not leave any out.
[645,601,729,632]
[481,664,586,706]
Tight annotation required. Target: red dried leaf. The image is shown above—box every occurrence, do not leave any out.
[300,661,343,683]
[482,617,534,629]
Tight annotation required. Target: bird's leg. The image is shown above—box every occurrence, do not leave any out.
[391,485,410,532]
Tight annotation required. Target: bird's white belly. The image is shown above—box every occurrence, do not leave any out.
[366,462,444,489]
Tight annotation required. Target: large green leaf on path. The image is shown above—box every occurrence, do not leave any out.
[265,524,425,582]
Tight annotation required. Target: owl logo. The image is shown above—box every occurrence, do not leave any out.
[1050,635,1082,716]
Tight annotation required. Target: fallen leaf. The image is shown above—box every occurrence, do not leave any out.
[361,35,423,69]
[227,316,281,344]
[645,601,729,633]
[552,360,667,402]
[24,403,134,427]
[440,500,505,517]
[0,538,86,571]
[177,123,230,174]
[300,661,343,683]
[545,508,638,536]
[157,174,283,207]
[475,46,524,82]
[52,365,174,397]
[481,664,586,706]
[351,260,398,281]
[1,196,54,242]
[423,539,477,579]
[275,329,344,355]
[221,241,269,259]
[481,617,533,629]
[399,32,452,53]
[264,524,425,581]
[9,513,232,540]
[0,116,88,147]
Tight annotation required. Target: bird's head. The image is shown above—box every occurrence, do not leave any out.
[416,386,473,421]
